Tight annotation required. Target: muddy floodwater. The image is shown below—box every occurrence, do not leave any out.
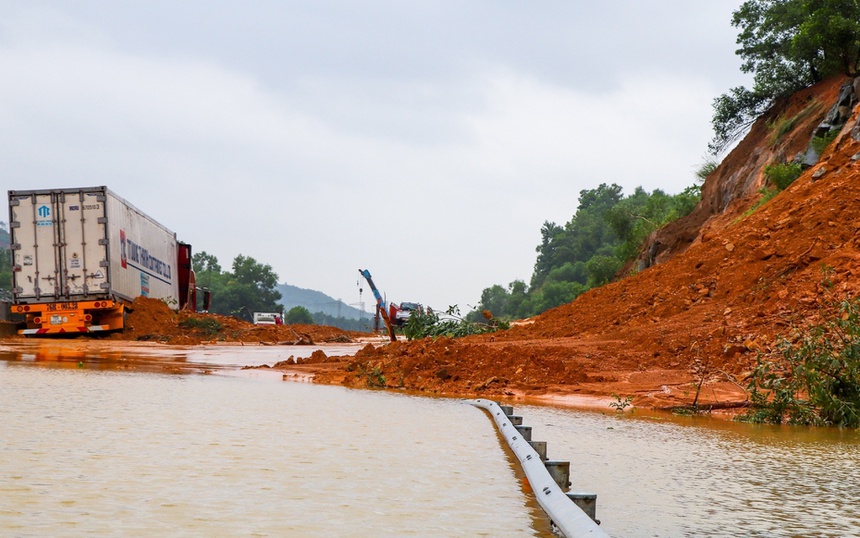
[2,341,860,537]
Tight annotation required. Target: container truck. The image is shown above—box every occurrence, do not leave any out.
[7,186,209,335]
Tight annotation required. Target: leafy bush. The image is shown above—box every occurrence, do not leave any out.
[356,363,386,388]
[738,298,860,427]
[764,162,802,191]
[404,305,508,340]
[178,316,223,336]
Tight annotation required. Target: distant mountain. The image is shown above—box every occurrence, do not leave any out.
[277,283,369,320]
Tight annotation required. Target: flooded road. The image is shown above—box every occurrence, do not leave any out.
[0,343,544,537]
[519,405,860,537]
[2,340,860,536]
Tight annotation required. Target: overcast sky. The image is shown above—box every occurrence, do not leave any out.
[1,1,751,313]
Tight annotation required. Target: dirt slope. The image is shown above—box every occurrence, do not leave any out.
[5,77,858,413]
[310,76,860,411]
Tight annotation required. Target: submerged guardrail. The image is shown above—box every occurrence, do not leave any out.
[468,398,609,538]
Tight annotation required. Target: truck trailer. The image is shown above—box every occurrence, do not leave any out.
[7,186,207,335]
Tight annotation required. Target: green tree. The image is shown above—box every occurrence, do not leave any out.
[195,253,282,321]
[532,281,586,312]
[478,284,510,318]
[472,182,701,320]
[607,186,701,261]
[0,248,12,299]
[532,184,623,289]
[193,251,222,287]
[192,250,226,310]
[585,255,623,288]
[285,306,314,325]
[711,0,860,154]
[506,280,530,319]
[0,222,11,298]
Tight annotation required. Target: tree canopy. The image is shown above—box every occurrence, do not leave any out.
[285,306,314,325]
[711,0,860,154]
[192,251,282,321]
[469,183,700,321]
[0,247,11,300]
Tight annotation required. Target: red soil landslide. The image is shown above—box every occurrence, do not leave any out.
[309,76,860,412]
[4,76,859,415]
[114,296,357,345]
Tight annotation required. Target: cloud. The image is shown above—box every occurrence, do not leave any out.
[0,1,750,310]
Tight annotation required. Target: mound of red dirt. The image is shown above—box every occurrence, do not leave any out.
[114,296,356,345]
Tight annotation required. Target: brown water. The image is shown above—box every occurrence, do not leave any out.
[2,341,860,537]
[0,345,545,537]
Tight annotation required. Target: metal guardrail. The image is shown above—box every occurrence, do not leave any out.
[469,398,609,538]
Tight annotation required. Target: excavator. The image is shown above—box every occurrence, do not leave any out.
[358,269,397,342]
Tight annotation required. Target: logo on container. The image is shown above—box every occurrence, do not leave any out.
[36,205,53,226]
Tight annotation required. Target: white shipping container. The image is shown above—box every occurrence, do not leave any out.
[8,187,179,306]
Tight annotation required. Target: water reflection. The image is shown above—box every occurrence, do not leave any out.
[4,340,860,537]
[519,405,860,537]
[1,361,543,537]
[0,339,365,375]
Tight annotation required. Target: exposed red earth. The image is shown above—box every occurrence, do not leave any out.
[4,76,860,415]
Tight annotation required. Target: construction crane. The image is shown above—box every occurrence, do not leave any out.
[358,269,397,342]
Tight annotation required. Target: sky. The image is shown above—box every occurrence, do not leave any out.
[0,1,752,314]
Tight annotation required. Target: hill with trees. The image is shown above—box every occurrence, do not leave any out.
[314,2,860,427]
[277,283,366,320]
[190,256,373,331]
[277,283,374,332]
[471,0,860,325]
[469,183,702,320]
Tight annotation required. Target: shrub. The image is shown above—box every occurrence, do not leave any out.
[738,298,860,427]
[764,162,802,191]
[403,305,508,340]
[178,316,223,336]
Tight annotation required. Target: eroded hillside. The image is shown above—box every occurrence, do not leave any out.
[313,76,860,410]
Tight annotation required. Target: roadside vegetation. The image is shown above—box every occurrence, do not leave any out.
[310,312,373,332]
[405,306,508,340]
[739,298,860,428]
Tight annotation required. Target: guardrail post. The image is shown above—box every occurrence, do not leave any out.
[529,440,548,461]
[469,399,609,538]
[514,425,532,442]
[566,492,598,524]
[545,460,571,491]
